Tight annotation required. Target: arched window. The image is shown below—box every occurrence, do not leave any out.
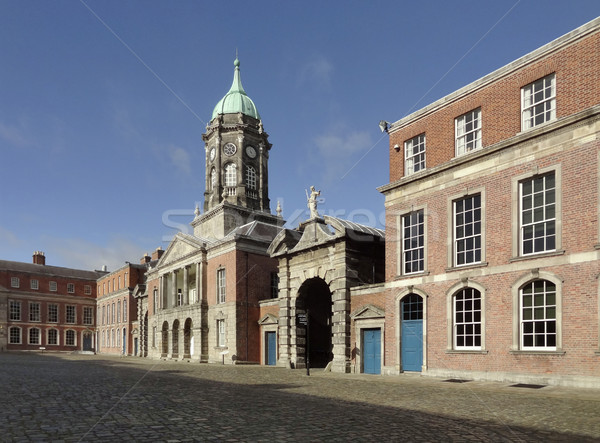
[246,165,257,190]
[224,163,236,187]
[453,288,481,349]
[520,279,556,350]
[210,168,216,191]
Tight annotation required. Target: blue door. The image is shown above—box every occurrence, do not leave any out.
[266,331,277,365]
[401,294,423,372]
[363,328,381,374]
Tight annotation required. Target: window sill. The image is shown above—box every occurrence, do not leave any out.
[394,271,430,280]
[445,262,488,273]
[509,250,565,263]
[445,349,488,355]
[594,351,600,356]
[509,350,565,356]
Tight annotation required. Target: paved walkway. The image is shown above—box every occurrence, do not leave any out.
[0,353,599,442]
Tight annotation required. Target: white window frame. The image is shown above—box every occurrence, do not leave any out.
[520,172,556,256]
[453,288,482,350]
[404,134,426,175]
[455,108,482,156]
[224,163,237,187]
[84,285,92,295]
[9,327,21,344]
[66,305,76,324]
[11,277,20,288]
[65,330,76,346]
[28,327,41,345]
[123,300,127,322]
[520,280,557,351]
[29,302,41,322]
[9,300,21,321]
[454,194,482,266]
[30,279,39,290]
[217,269,226,304]
[521,73,556,130]
[401,210,425,275]
[246,165,257,190]
[48,304,58,323]
[49,281,57,292]
[83,307,93,325]
[67,283,75,294]
[47,328,58,346]
[217,319,226,347]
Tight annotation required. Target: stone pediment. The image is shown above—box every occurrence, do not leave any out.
[258,313,279,325]
[158,233,205,267]
[350,304,385,320]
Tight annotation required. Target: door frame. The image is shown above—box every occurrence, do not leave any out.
[351,306,385,374]
[395,288,428,373]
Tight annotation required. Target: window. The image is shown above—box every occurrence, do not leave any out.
[402,210,425,274]
[217,269,226,304]
[225,163,237,187]
[454,288,482,349]
[67,283,75,294]
[520,280,556,350]
[522,74,556,130]
[9,301,21,321]
[177,290,183,306]
[50,281,57,292]
[112,303,115,323]
[153,289,158,311]
[103,282,106,294]
[66,305,76,324]
[217,319,226,347]
[455,109,482,156]
[48,304,58,323]
[520,173,555,255]
[29,328,40,345]
[9,327,21,344]
[270,272,279,299]
[65,330,75,346]
[401,293,423,320]
[30,279,39,290]
[210,168,217,191]
[84,285,92,295]
[454,195,482,266]
[404,134,426,175]
[117,301,121,322]
[29,303,41,322]
[123,300,127,322]
[102,306,106,325]
[83,307,93,325]
[48,329,58,345]
[11,277,20,288]
[118,276,121,290]
[246,165,257,190]
[152,326,157,348]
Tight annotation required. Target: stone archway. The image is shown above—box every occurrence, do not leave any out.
[183,318,192,359]
[172,319,180,358]
[161,321,169,357]
[296,277,332,368]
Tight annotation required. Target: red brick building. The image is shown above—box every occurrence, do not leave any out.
[0,252,105,352]
[96,262,147,356]
[379,17,600,387]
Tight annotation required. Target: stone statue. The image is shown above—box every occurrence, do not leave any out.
[306,186,321,219]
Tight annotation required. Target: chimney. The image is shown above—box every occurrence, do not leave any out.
[151,247,164,261]
[140,253,151,264]
[32,251,46,265]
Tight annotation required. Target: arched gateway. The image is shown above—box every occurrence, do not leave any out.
[268,215,384,373]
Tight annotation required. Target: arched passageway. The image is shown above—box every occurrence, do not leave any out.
[172,319,180,358]
[161,321,169,357]
[183,318,192,358]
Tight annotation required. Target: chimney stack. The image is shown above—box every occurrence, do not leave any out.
[151,247,164,261]
[32,251,46,265]
[141,253,151,264]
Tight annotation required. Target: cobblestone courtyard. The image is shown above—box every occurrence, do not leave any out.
[1,353,599,442]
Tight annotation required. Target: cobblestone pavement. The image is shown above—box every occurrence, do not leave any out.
[1,353,599,442]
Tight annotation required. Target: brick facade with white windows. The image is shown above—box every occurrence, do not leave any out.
[0,252,105,352]
[379,18,600,387]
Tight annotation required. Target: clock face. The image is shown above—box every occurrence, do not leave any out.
[246,145,257,158]
[209,147,216,161]
[223,143,237,156]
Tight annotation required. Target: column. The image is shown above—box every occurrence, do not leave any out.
[195,262,201,304]
[183,266,189,305]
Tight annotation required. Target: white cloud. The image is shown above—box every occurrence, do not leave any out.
[312,130,374,183]
[168,145,192,175]
[0,226,22,248]
[0,121,33,148]
[44,236,148,272]
[298,55,334,88]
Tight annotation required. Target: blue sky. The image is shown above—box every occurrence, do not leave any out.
[1,1,599,271]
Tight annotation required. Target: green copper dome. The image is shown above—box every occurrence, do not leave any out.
[211,58,260,120]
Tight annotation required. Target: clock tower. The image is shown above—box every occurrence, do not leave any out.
[193,58,282,240]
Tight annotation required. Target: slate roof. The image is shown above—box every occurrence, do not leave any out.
[0,260,106,280]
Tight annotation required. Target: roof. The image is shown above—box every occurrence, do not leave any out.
[211,58,261,120]
[0,260,106,281]
[225,220,283,243]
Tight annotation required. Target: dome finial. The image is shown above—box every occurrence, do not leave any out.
[234,48,240,67]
